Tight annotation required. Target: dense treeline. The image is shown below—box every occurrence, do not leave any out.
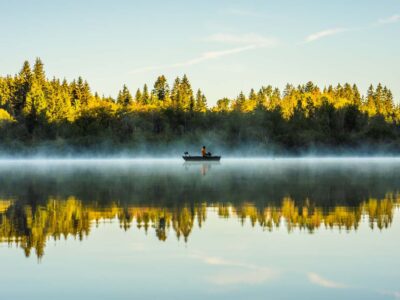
[1,59,399,154]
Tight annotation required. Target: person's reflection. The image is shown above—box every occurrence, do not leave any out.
[201,163,210,176]
[183,162,214,175]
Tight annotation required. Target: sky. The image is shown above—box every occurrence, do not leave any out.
[0,0,399,105]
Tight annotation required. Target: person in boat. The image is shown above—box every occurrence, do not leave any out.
[201,146,206,157]
[201,146,212,157]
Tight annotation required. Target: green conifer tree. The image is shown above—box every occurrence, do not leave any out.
[23,79,47,132]
[13,61,32,116]
[179,75,193,111]
[142,84,150,105]
[194,89,207,112]
[134,88,142,103]
[153,75,169,101]
[117,85,133,106]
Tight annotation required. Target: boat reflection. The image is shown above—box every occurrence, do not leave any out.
[183,161,220,175]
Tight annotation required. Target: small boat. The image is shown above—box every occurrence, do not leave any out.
[183,155,221,162]
[182,152,221,161]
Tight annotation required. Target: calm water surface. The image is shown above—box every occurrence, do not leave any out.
[0,158,399,300]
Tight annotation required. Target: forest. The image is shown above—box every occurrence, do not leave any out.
[1,58,399,155]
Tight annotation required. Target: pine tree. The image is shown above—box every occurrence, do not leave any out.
[142,84,149,105]
[327,85,333,95]
[382,86,394,117]
[71,77,92,107]
[153,75,169,101]
[270,88,281,108]
[135,88,142,103]
[256,89,266,109]
[13,61,32,116]
[233,91,246,111]
[343,83,353,101]
[171,77,181,109]
[60,79,73,120]
[375,83,383,114]
[366,84,376,115]
[33,58,46,85]
[352,84,361,106]
[194,89,207,112]
[249,88,257,105]
[23,79,47,132]
[46,78,72,122]
[305,81,315,93]
[189,95,195,111]
[180,74,193,111]
[283,84,294,98]
[82,80,92,106]
[0,77,12,111]
[117,85,133,106]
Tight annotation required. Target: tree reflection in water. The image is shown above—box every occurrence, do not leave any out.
[0,196,398,259]
[1,159,400,258]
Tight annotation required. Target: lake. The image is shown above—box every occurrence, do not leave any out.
[0,158,399,300]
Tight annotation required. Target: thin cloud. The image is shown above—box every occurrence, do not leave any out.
[226,8,259,17]
[191,253,279,286]
[130,31,277,74]
[204,33,277,47]
[308,272,347,289]
[304,28,347,43]
[380,290,400,299]
[208,269,276,286]
[129,45,259,74]
[305,15,399,44]
[201,256,235,266]
[193,254,260,269]
[378,14,400,24]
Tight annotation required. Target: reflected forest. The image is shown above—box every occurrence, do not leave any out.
[1,196,398,259]
[1,59,400,154]
[0,162,399,258]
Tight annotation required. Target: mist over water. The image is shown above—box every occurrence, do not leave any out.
[1,157,400,205]
[3,138,400,158]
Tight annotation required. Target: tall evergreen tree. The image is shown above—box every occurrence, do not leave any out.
[23,79,47,133]
[0,77,12,111]
[233,92,246,111]
[179,74,193,111]
[194,89,207,112]
[249,88,257,106]
[33,58,46,84]
[366,84,376,115]
[13,61,32,116]
[171,77,181,109]
[142,84,150,105]
[71,77,92,107]
[117,85,133,106]
[153,75,169,101]
[135,88,142,103]
[352,84,361,106]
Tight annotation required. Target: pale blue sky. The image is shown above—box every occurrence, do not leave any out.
[0,0,399,104]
